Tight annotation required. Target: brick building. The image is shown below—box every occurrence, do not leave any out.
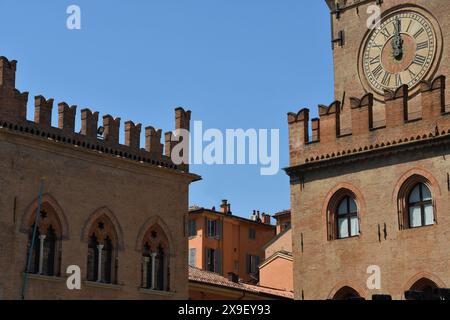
[187,200,275,283]
[286,0,450,299]
[0,56,200,299]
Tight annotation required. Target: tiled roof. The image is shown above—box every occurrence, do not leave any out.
[272,210,291,217]
[188,266,293,299]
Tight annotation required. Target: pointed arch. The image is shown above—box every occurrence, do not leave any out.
[328,280,368,300]
[404,271,446,293]
[20,193,69,240]
[81,207,124,250]
[135,215,175,255]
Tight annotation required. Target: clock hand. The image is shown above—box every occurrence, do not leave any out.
[392,18,403,60]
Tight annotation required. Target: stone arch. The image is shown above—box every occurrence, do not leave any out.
[328,280,368,300]
[135,215,175,256]
[404,271,446,293]
[20,193,69,240]
[393,168,441,229]
[81,207,125,250]
[322,182,366,241]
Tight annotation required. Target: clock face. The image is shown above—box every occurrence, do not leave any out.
[362,11,437,94]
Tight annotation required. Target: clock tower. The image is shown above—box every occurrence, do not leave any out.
[287,0,450,300]
[326,0,448,130]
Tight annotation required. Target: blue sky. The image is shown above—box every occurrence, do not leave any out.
[0,0,334,220]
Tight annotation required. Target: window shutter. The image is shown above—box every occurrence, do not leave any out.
[205,217,209,237]
[189,248,196,267]
[256,256,260,269]
[246,254,250,274]
[205,248,209,269]
[192,220,197,236]
[216,220,222,240]
[215,249,222,275]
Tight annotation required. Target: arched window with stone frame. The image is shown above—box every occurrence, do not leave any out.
[86,217,119,284]
[141,224,170,291]
[326,189,361,240]
[25,203,63,277]
[397,174,436,230]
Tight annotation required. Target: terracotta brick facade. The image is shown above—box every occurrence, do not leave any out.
[0,56,199,299]
[287,0,450,300]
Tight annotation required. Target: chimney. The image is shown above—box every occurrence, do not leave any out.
[227,272,239,283]
[220,200,229,214]
[250,210,257,221]
[262,213,271,225]
[257,211,261,222]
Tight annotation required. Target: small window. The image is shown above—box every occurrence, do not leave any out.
[188,248,197,267]
[408,183,434,228]
[205,248,222,274]
[205,219,222,239]
[336,196,359,239]
[248,228,256,240]
[246,254,260,274]
[188,220,197,237]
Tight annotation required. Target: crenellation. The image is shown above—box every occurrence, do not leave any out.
[164,131,174,157]
[145,126,163,156]
[103,114,121,144]
[0,55,191,172]
[58,102,77,133]
[34,95,54,128]
[350,93,373,134]
[287,108,309,165]
[420,76,446,120]
[124,120,142,150]
[287,76,450,167]
[318,101,341,143]
[385,85,408,128]
[0,56,17,89]
[175,107,191,130]
[80,108,99,139]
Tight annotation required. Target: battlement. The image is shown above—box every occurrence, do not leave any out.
[0,56,192,173]
[288,75,449,167]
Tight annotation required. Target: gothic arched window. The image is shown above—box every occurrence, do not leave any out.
[141,225,170,291]
[86,217,118,284]
[26,203,62,276]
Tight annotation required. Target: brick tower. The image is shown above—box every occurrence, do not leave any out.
[287,0,450,300]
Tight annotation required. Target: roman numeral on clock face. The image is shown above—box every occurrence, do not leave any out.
[412,54,427,66]
[381,28,391,40]
[382,72,392,86]
[370,56,381,65]
[395,74,402,87]
[414,28,424,39]
[372,65,383,79]
[416,41,428,50]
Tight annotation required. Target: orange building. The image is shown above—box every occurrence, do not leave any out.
[259,210,293,293]
[188,200,275,283]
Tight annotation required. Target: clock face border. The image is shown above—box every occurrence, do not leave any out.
[358,6,443,101]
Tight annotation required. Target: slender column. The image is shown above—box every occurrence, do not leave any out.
[142,257,150,288]
[151,252,157,290]
[97,244,104,282]
[38,235,46,274]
